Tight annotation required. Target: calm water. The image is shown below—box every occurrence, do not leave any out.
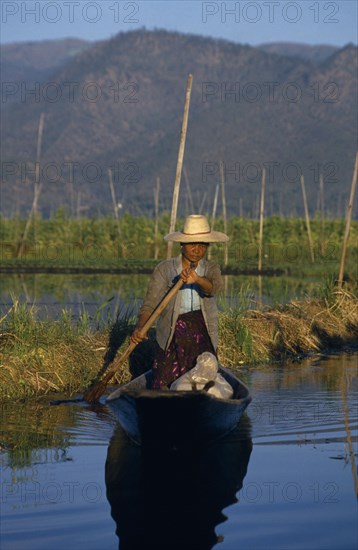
[0,272,324,320]
[1,352,357,550]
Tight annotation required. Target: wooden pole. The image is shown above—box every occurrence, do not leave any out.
[183,164,195,213]
[211,183,219,229]
[76,191,81,219]
[319,172,325,255]
[337,193,342,218]
[17,112,45,258]
[258,274,263,308]
[34,112,44,216]
[208,184,219,261]
[337,151,358,288]
[84,275,188,402]
[300,175,315,262]
[67,158,75,218]
[167,74,193,259]
[154,176,160,260]
[108,168,121,239]
[258,167,265,273]
[220,161,228,266]
[199,191,207,214]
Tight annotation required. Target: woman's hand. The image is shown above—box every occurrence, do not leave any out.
[180,265,197,285]
[130,311,151,344]
[180,267,214,294]
[130,328,148,345]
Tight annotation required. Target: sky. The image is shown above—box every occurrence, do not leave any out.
[0,0,357,46]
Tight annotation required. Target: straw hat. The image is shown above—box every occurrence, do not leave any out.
[164,215,229,243]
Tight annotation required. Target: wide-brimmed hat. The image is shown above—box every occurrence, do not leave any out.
[164,214,229,243]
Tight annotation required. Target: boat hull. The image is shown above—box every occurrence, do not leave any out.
[106,367,251,446]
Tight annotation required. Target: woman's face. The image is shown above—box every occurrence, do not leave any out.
[181,242,209,264]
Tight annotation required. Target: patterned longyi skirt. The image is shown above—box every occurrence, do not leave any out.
[152,309,216,389]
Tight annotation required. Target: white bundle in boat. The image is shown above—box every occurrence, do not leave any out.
[170,352,233,400]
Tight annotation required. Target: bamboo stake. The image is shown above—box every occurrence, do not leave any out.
[167,74,193,259]
[199,191,207,214]
[258,167,266,273]
[319,172,325,255]
[211,184,219,229]
[65,157,75,218]
[269,193,274,218]
[337,151,358,288]
[76,191,81,219]
[108,168,121,239]
[254,195,259,220]
[17,112,45,258]
[279,193,283,217]
[300,175,315,262]
[183,164,195,213]
[239,197,243,219]
[208,184,219,261]
[154,176,160,260]
[220,161,228,266]
[34,112,44,217]
[258,274,263,309]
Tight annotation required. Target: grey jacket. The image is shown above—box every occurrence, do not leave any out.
[139,255,223,350]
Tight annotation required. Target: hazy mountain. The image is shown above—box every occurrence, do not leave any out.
[1,37,90,80]
[258,42,339,63]
[1,30,357,219]
[1,38,91,108]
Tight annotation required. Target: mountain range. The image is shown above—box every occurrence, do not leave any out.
[1,30,357,219]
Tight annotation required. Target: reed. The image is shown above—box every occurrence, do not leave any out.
[1,284,357,401]
[0,299,135,401]
[218,286,358,367]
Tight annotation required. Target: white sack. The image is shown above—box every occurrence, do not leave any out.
[170,352,233,399]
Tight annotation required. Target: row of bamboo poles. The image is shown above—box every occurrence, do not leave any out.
[16,75,358,289]
[162,74,357,290]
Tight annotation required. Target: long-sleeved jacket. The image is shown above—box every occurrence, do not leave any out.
[139,255,223,350]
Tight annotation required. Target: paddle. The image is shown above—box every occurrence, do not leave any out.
[83,269,192,403]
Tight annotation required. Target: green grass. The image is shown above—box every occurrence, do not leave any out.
[1,282,357,402]
[0,213,357,278]
[0,299,131,400]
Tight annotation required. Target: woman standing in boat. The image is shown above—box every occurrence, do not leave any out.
[130,214,228,389]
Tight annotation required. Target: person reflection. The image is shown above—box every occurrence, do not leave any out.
[105,416,252,550]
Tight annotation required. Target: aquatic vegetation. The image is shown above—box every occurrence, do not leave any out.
[0,299,134,400]
[0,285,357,401]
[218,287,358,367]
[0,213,357,277]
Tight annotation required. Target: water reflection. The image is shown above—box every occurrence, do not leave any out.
[105,417,252,550]
[1,353,357,549]
[0,398,115,472]
[0,272,324,319]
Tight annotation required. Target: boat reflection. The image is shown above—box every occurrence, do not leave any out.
[105,416,252,550]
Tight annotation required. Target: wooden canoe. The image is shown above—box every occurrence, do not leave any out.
[106,366,251,446]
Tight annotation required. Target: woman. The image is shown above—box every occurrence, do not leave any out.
[131,214,228,389]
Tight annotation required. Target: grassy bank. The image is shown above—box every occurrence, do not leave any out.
[219,286,358,366]
[1,213,357,278]
[1,285,357,401]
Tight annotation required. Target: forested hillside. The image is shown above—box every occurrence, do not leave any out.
[1,30,357,218]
